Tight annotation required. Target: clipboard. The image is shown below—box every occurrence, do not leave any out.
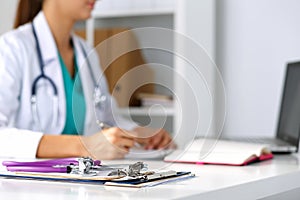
[0,158,195,187]
[0,171,194,187]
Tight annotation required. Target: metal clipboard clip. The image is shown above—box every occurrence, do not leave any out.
[107,162,153,178]
[107,162,178,181]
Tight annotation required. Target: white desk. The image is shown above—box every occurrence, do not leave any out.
[1,154,300,200]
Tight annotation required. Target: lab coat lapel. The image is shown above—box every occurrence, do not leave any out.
[33,12,57,65]
[32,12,66,133]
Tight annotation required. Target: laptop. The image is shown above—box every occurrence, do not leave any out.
[226,61,300,153]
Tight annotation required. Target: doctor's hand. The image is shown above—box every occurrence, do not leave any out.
[81,128,135,160]
[133,127,176,150]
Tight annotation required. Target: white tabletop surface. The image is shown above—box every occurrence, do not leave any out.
[1,154,300,200]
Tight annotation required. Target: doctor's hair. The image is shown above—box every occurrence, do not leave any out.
[14,0,43,29]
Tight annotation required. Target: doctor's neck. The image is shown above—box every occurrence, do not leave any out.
[43,5,75,51]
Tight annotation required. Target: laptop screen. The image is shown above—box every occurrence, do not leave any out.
[277,62,300,148]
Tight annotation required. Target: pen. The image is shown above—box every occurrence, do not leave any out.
[96,120,111,130]
[96,120,142,148]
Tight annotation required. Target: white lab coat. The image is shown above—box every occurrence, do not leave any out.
[0,12,137,158]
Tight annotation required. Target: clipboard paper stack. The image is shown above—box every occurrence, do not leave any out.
[0,157,194,188]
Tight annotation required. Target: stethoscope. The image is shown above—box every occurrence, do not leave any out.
[31,23,106,131]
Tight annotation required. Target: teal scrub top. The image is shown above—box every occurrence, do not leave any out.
[58,53,86,135]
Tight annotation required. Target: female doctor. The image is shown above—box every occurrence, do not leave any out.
[0,0,174,159]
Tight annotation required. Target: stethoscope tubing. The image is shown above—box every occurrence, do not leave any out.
[30,22,103,132]
[31,23,58,97]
